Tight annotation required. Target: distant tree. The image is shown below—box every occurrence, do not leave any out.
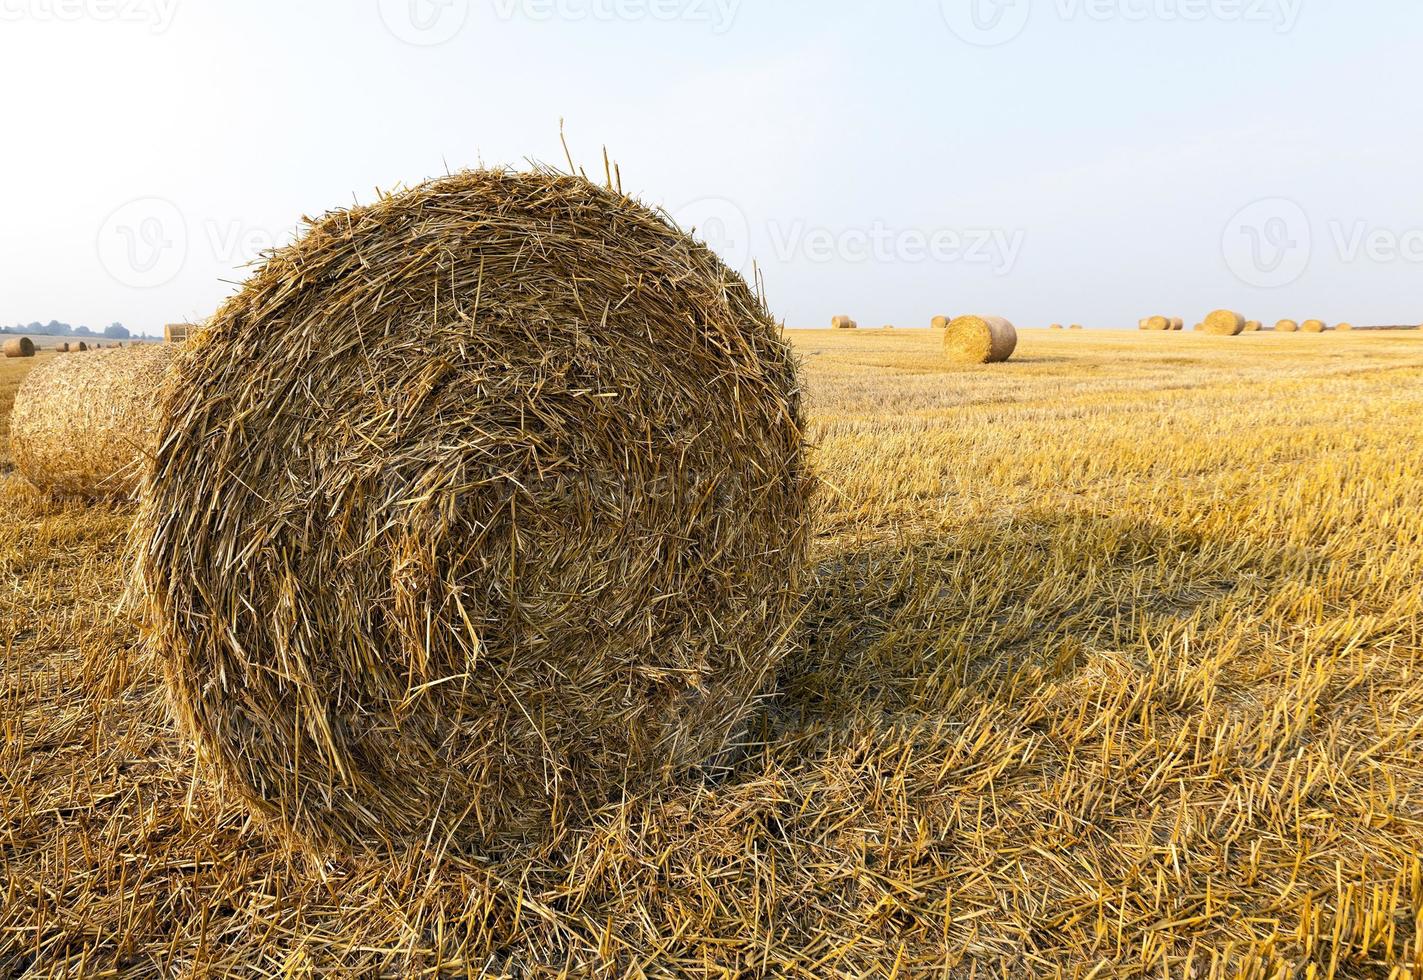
[103,323,131,339]
[73,324,93,336]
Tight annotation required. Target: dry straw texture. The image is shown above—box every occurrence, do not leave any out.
[944,315,1018,364]
[9,344,175,500]
[1276,319,1300,333]
[1204,309,1247,336]
[164,322,196,344]
[1302,319,1328,333]
[134,168,811,859]
[3,337,35,358]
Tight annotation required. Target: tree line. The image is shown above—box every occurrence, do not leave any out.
[2,320,132,339]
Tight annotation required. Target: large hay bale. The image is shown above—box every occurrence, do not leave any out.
[1302,319,1328,333]
[1145,316,1170,332]
[134,169,811,858]
[1276,319,1299,333]
[3,337,35,358]
[1203,310,1246,336]
[9,344,176,499]
[943,315,1017,364]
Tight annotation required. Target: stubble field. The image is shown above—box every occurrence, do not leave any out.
[3,328,1423,977]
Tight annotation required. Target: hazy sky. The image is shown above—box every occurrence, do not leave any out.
[3,0,1420,332]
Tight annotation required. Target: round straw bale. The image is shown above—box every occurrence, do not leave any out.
[1049,323,1063,330]
[1203,310,1246,336]
[133,169,811,858]
[1069,324,1084,330]
[10,344,176,499]
[1145,316,1170,331]
[931,315,949,331]
[1336,322,1354,331]
[1275,319,1299,333]
[1138,318,1148,330]
[1243,320,1262,332]
[1302,319,1327,333]
[832,315,856,329]
[1171,318,1184,331]
[943,315,1017,364]
[3,337,36,358]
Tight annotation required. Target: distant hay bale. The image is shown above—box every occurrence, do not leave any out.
[1275,319,1299,333]
[133,169,811,859]
[3,337,35,358]
[832,315,857,330]
[164,322,198,344]
[1203,310,1246,336]
[944,315,1018,364]
[1336,322,1354,331]
[1069,324,1084,330]
[1192,323,1204,331]
[56,342,70,353]
[1243,320,1262,332]
[1138,318,1149,330]
[1170,317,1184,331]
[9,344,177,500]
[1049,323,1064,330]
[1302,319,1327,333]
[882,324,894,330]
[931,315,950,331]
[1145,316,1170,331]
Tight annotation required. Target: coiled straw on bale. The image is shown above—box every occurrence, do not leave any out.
[9,344,176,499]
[943,315,1017,364]
[1204,310,1246,336]
[1302,319,1328,333]
[134,168,811,858]
[3,337,35,358]
[1276,319,1300,333]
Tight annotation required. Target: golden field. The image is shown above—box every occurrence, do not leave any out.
[3,327,1423,977]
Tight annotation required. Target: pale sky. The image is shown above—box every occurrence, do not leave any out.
[2,0,1420,333]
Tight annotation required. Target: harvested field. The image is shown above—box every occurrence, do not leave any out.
[4,328,1423,976]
